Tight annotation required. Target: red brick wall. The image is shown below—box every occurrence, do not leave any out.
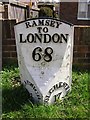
[2,20,17,65]
[60,2,90,69]
[60,2,90,25]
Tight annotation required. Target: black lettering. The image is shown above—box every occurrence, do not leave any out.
[56,21,61,28]
[37,94,40,97]
[25,22,31,28]
[43,34,51,43]
[54,92,62,102]
[44,95,50,102]
[61,34,69,43]
[32,20,37,27]
[44,47,53,62]
[59,37,63,43]
[38,97,41,99]
[52,33,60,43]
[63,82,70,92]
[26,80,29,84]
[43,27,48,33]
[63,82,67,87]
[29,81,33,85]
[30,83,34,87]
[59,82,63,88]
[54,83,60,90]
[49,87,54,94]
[32,47,42,61]
[63,82,69,90]
[37,27,42,33]
[50,20,55,27]
[33,86,36,89]
[27,33,34,43]
[20,34,26,43]
[45,20,50,26]
[38,19,44,26]
[34,33,42,43]
[24,80,27,85]
[65,86,70,92]
[25,80,41,100]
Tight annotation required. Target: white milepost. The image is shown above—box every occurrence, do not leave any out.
[14,18,74,104]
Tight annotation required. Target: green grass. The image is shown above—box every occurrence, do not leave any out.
[1,65,89,119]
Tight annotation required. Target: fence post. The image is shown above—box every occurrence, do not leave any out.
[0,20,2,70]
[3,4,8,19]
[26,5,30,19]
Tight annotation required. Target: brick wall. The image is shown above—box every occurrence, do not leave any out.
[60,2,90,25]
[2,20,17,65]
[60,2,90,69]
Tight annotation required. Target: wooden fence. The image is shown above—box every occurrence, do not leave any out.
[2,2,30,21]
[0,20,2,70]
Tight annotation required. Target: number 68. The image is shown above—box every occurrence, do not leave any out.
[32,47,53,62]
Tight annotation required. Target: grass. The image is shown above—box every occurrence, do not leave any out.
[1,65,89,119]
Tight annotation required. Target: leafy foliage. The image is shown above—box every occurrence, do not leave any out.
[1,66,89,119]
[39,7,53,17]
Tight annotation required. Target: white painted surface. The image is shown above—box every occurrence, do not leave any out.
[14,18,74,104]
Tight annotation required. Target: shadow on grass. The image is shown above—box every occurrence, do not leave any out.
[2,84,31,113]
[72,65,89,73]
